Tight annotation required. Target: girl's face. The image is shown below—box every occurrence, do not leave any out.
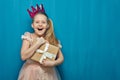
[32,14,49,37]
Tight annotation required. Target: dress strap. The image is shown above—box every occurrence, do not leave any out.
[58,40,62,48]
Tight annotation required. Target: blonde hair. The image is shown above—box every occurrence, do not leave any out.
[45,19,59,47]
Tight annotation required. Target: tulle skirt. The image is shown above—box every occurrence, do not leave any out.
[18,59,61,80]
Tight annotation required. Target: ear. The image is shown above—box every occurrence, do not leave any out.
[46,24,49,29]
[31,24,34,28]
[47,19,53,29]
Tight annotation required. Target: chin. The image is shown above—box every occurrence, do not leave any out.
[37,32,45,36]
[35,29,46,37]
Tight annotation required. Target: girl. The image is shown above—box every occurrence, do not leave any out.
[18,4,64,80]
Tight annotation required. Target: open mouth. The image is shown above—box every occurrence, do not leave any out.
[38,28,43,31]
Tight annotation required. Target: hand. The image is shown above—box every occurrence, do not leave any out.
[40,60,56,67]
[36,37,45,45]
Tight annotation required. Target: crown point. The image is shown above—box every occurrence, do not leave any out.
[27,4,45,18]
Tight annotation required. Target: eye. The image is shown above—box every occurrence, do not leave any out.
[35,21,39,23]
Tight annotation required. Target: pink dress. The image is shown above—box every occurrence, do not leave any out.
[18,32,61,80]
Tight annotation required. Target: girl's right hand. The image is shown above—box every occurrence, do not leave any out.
[36,37,45,45]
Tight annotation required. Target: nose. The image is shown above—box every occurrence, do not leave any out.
[38,22,42,26]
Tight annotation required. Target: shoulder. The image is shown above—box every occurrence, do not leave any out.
[21,32,33,42]
[23,32,31,36]
[58,40,62,48]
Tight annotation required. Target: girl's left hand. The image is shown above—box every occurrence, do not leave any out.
[41,60,56,67]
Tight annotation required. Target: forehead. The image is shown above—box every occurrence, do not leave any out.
[34,14,47,21]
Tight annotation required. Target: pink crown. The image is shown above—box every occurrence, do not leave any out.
[27,4,45,18]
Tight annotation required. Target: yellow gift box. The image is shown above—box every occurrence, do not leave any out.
[31,43,59,63]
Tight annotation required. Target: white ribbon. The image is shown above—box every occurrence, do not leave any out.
[36,43,56,63]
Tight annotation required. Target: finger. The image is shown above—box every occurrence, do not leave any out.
[39,61,43,64]
[45,40,49,43]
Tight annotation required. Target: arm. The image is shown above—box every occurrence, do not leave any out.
[21,37,45,61]
[41,49,64,67]
[54,50,64,66]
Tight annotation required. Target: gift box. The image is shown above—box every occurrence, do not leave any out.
[31,43,59,63]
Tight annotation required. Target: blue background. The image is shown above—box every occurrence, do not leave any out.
[0,0,120,80]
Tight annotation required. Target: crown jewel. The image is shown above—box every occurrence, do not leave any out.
[27,4,45,18]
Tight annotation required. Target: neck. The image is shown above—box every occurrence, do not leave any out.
[33,33,45,38]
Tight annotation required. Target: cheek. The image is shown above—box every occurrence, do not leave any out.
[43,24,48,28]
[33,24,37,28]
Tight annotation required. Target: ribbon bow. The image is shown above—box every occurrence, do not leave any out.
[36,43,56,63]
